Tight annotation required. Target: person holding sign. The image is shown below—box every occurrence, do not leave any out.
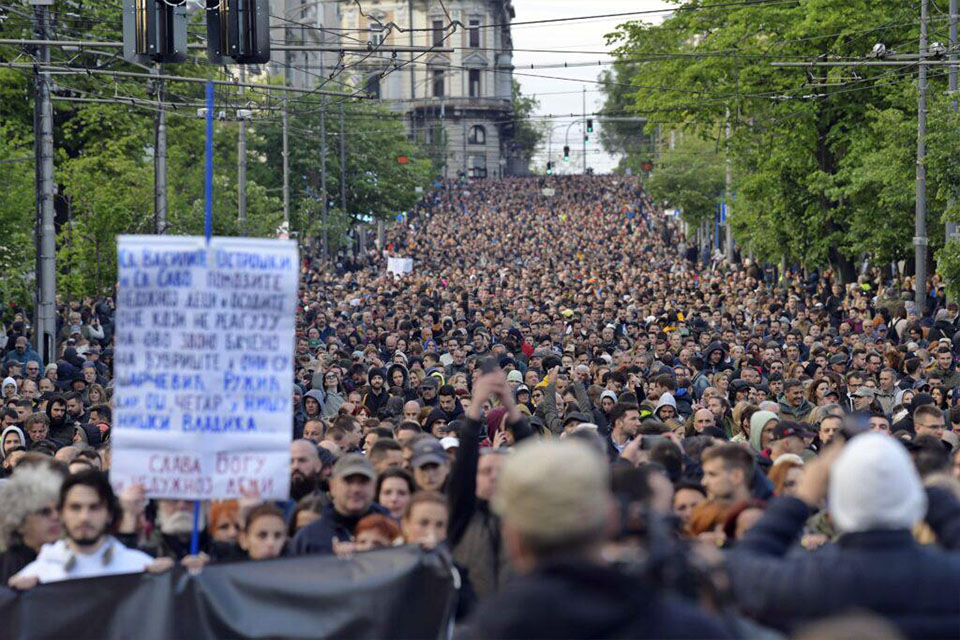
[8,470,172,589]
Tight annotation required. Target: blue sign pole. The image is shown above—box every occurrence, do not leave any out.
[204,81,214,244]
[190,80,215,557]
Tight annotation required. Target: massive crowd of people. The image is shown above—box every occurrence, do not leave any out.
[1,174,960,637]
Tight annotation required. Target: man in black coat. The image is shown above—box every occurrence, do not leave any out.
[466,439,732,639]
[727,433,960,639]
[290,454,388,555]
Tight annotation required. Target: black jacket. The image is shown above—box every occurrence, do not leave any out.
[465,560,733,639]
[0,543,36,584]
[726,490,960,638]
[291,502,390,555]
[448,414,531,599]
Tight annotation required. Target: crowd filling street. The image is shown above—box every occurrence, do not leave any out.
[2,175,960,637]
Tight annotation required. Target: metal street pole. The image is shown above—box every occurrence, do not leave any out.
[340,103,347,254]
[725,109,734,262]
[582,86,587,174]
[946,0,958,265]
[154,64,167,234]
[282,95,289,236]
[320,102,328,262]
[237,68,247,236]
[915,0,929,315]
[33,0,56,366]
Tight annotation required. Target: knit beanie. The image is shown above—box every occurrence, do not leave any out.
[828,433,927,533]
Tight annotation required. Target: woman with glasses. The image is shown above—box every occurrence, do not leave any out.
[0,464,64,584]
[321,370,345,419]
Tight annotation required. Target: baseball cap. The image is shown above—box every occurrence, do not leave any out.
[332,453,376,480]
[440,436,460,450]
[853,387,876,398]
[770,421,813,441]
[562,412,592,426]
[419,376,439,389]
[411,439,447,468]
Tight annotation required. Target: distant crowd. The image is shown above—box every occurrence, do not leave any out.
[1,175,959,637]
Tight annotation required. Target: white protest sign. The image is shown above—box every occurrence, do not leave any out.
[387,257,413,276]
[111,236,298,500]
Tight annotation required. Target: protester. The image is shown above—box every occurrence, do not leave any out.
[727,433,960,636]
[0,465,64,583]
[466,439,731,637]
[239,504,288,561]
[290,454,389,554]
[8,470,170,587]
[5,174,960,636]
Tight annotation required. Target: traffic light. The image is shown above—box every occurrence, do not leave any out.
[586,118,593,133]
[207,0,271,64]
[546,161,553,175]
[563,145,570,161]
[122,0,188,64]
[584,134,589,143]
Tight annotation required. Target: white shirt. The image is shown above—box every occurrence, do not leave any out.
[14,536,153,583]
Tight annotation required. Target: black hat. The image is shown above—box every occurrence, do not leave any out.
[368,367,386,384]
[562,411,592,426]
[770,421,813,441]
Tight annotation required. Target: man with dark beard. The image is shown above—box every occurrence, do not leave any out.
[8,470,167,587]
[46,395,75,445]
[290,439,323,502]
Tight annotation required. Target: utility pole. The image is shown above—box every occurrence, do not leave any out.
[946,0,958,277]
[915,0,929,315]
[339,103,347,254]
[32,0,56,366]
[582,86,587,174]
[154,64,167,234]
[281,41,289,239]
[320,102,328,262]
[725,108,734,262]
[237,67,247,236]
[282,95,289,237]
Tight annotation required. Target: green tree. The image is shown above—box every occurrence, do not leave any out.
[601,1,951,281]
[511,79,546,165]
[646,133,725,228]
[0,124,35,309]
[249,99,432,248]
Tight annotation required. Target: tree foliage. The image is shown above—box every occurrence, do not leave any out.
[0,4,433,302]
[646,133,725,227]
[511,79,546,163]
[601,0,960,282]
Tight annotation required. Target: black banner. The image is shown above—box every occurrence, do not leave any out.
[0,546,456,639]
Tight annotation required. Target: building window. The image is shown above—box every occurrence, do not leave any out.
[469,20,480,48]
[469,69,481,97]
[468,155,487,178]
[468,125,486,145]
[432,69,444,97]
[432,20,444,46]
[368,21,385,46]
